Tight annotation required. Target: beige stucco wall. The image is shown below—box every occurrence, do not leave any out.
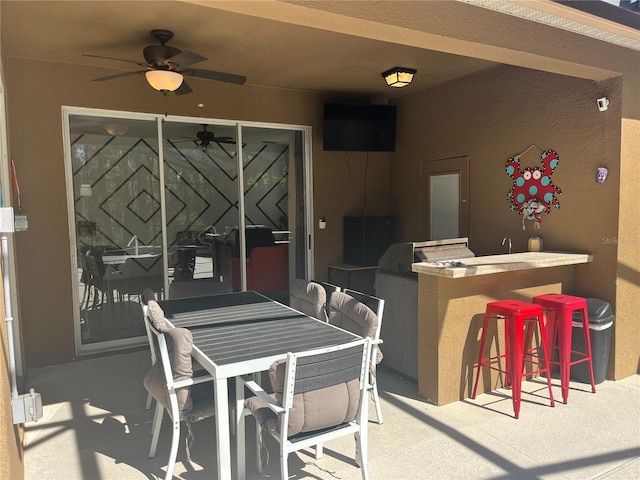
[615,117,640,379]
[4,57,390,368]
[392,64,639,380]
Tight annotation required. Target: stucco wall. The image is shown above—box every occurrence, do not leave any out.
[5,58,390,368]
[615,118,640,379]
[393,65,620,294]
[392,65,632,378]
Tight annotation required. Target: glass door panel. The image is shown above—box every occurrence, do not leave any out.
[233,126,295,299]
[162,121,239,295]
[68,111,312,354]
[69,114,162,348]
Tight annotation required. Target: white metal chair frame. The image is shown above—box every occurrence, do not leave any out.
[340,288,385,425]
[144,313,215,480]
[242,337,372,480]
[141,290,158,411]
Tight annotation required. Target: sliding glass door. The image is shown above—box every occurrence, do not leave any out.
[65,108,311,354]
[67,113,163,349]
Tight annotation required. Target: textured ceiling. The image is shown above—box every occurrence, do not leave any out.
[1,1,637,100]
[0,1,500,100]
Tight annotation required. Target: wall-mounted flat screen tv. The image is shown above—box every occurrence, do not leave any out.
[323,103,397,152]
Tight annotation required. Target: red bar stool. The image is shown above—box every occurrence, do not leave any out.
[471,299,555,418]
[532,294,596,403]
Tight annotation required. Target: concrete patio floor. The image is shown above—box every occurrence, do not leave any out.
[24,349,640,480]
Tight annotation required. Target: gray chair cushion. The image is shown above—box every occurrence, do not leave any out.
[328,291,383,364]
[245,358,360,437]
[143,300,208,421]
[143,326,194,420]
[289,279,327,321]
[147,299,170,332]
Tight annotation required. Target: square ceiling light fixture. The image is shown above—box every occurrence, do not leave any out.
[145,70,184,93]
[381,67,417,88]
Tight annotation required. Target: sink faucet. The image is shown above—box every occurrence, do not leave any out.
[127,235,139,255]
[502,237,512,254]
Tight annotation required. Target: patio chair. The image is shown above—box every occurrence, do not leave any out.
[141,289,209,411]
[329,289,385,425]
[243,337,372,480]
[288,279,327,321]
[143,297,215,480]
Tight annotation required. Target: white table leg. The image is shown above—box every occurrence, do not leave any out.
[214,376,232,480]
[235,376,246,479]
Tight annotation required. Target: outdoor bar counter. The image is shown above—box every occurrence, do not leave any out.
[411,251,593,406]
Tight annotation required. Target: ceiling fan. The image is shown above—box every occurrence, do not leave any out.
[84,29,246,95]
[174,124,236,149]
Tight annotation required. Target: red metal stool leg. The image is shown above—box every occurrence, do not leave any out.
[472,300,554,419]
[471,310,492,400]
[533,294,596,404]
[509,312,524,418]
[576,303,597,392]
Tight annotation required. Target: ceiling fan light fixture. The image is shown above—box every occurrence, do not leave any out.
[145,70,184,92]
[104,123,128,136]
[381,67,417,88]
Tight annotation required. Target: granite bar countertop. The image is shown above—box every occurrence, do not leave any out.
[411,251,593,278]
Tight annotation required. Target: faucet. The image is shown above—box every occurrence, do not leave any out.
[127,235,139,255]
[502,237,512,254]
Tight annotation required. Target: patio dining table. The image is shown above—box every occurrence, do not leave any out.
[158,290,359,480]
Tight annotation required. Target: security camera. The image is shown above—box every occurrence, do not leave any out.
[597,97,609,112]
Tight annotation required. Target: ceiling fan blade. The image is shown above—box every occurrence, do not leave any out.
[166,51,207,68]
[213,137,236,144]
[83,54,148,68]
[174,80,193,95]
[92,71,146,81]
[183,68,246,85]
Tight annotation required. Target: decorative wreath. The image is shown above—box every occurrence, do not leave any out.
[506,150,561,230]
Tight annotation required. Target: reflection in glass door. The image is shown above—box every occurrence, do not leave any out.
[163,121,303,301]
[67,110,312,354]
[234,126,298,299]
[68,113,162,350]
[162,121,239,295]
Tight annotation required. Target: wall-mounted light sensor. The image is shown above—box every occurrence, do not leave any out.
[597,97,609,112]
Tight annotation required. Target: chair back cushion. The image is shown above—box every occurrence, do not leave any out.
[143,300,195,421]
[289,279,327,321]
[328,291,377,339]
[266,358,360,436]
[329,291,383,364]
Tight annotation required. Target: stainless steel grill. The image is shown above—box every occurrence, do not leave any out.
[378,237,474,275]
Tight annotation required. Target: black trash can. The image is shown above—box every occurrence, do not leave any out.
[571,298,615,384]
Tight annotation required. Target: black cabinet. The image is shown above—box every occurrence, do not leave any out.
[343,216,393,266]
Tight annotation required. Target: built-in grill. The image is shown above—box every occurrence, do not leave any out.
[377,237,474,276]
[375,238,474,381]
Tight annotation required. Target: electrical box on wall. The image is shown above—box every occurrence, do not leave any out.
[14,213,28,232]
[12,388,43,424]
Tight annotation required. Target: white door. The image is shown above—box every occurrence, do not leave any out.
[421,156,469,240]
